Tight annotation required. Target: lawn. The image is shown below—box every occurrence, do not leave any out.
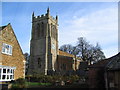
[11,82,89,89]
[11,82,52,89]
[26,82,52,86]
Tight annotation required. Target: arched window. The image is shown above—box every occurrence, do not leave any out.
[37,23,40,38]
[37,23,40,30]
[41,22,44,37]
[38,58,41,68]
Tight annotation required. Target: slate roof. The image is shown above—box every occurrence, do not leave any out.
[0,23,10,31]
[89,59,110,68]
[0,25,7,31]
[89,52,120,70]
[106,52,120,70]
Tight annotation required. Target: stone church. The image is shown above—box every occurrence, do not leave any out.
[28,8,82,75]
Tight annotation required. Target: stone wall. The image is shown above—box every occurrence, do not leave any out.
[29,9,58,75]
[57,55,74,71]
[0,24,25,80]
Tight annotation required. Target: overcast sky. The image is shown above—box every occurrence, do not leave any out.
[1,2,118,58]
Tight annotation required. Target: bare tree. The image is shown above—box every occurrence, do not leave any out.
[76,37,91,61]
[76,37,105,63]
[60,37,106,64]
[89,43,106,63]
[60,44,74,54]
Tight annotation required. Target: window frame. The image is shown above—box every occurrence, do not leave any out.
[0,66,16,81]
[1,43,13,55]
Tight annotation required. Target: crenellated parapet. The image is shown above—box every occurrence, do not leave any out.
[32,8,58,24]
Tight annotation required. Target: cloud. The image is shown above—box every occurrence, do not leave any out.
[103,45,118,58]
[59,6,118,58]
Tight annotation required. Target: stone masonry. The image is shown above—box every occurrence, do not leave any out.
[0,24,26,80]
[28,8,82,75]
[28,8,58,75]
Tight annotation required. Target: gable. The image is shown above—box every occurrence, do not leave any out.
[1,24,16,43]
[0,23,24,57]
[0,26,7,31]
[0,23,26,79]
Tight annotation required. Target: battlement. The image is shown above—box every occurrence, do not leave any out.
[33,13,57,23]
[34,14,56,19]
[34,14,46,19]
[32,8,58,23]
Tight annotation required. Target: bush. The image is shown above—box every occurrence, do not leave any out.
[25,75,81,85]
[15,78,26,84]
[11,78,28,89]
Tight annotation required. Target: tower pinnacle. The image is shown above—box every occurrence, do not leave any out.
[47,7,50,14]
[56,15,58,20]
[32,12,34,21]
[32,11,34,17]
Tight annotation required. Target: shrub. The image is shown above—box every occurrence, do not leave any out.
[15,78,26,84]
[11,78,28,89]
[25,75,81,85]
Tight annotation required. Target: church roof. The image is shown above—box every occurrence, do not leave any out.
[58,50,74,58]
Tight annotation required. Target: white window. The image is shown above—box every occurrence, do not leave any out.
[0,65,16,81]
[2,43,13,55]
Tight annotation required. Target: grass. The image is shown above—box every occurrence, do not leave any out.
[26,83,89,88]
[11,82,52,89]
[26,82,52,86]
[11,82,89,89]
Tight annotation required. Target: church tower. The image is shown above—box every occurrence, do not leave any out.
[28,8,58,75]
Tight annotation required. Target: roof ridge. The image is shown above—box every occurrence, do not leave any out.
[59,50,74,55]
[0,23,10,31]
[59,50,75,58]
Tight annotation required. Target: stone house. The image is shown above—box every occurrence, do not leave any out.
[0,23,26,81]
[88,52,120,89]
